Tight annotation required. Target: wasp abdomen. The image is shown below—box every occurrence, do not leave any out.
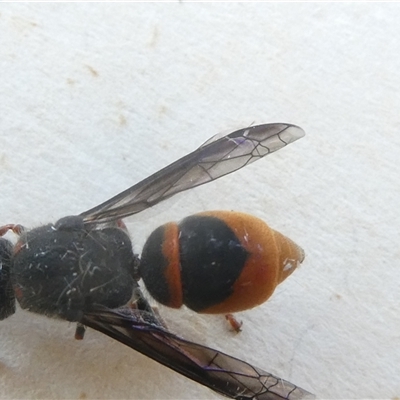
[140,211,304,314]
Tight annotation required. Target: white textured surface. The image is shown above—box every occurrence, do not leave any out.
[1,3,400,400]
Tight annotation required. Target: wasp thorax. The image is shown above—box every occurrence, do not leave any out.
[12,216,138,322]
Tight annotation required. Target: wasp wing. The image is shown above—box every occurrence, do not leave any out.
[81,307,314,400]
[81,123,304,224]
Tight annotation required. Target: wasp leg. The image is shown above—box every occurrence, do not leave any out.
[0,224,25,236]
[74,322,86,340]
[225,313,243,333]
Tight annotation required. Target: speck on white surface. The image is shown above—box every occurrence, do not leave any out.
[1,3,400,400]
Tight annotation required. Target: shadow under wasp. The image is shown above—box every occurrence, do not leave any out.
[0,123,314,400]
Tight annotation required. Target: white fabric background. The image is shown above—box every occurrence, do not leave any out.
[1,3,399,400]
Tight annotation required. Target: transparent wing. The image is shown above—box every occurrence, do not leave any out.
[81,123,304,224]
[81,307,314,400]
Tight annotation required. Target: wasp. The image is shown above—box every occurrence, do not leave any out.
[0,123,313,399]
